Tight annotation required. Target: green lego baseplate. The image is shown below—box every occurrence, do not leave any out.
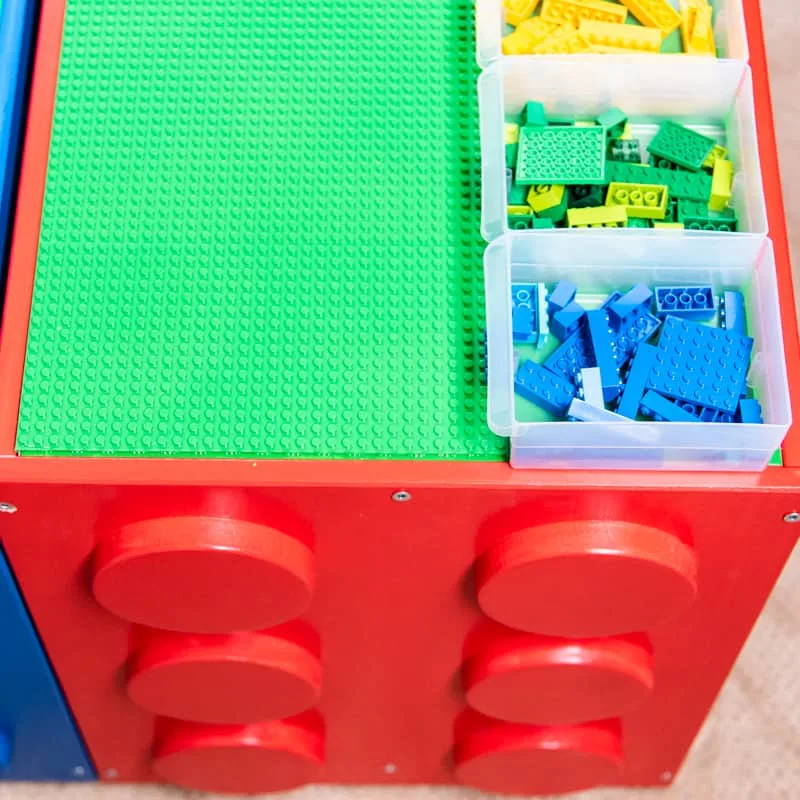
[516,125,606,185]
[17,0,506,461]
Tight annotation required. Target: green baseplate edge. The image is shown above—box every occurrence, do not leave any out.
[17,0,507,460]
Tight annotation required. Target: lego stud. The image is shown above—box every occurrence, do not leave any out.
[152,712,324,794]
[475,519,698,637]
[462,629,654,725]
[127,622,322,724]
[453,713,622,794]
[92,514,315,634]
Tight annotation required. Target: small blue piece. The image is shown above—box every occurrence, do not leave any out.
[738,398,763,424]
[551,301,586,340]
[640,390,701,422]
[647,316,753,413]
[613,306,661,367]
[655,286,715,320]
[720,290,747,336]
[601,290,624,309]
[568,398,628,422]
[585,309,622,402]
[511,284,538,344]
[578,367,604,408]
[547,280,577,315]
[683,405,735,422]
[609,284,653,325]
[616,342,659,419]
[514,360,576,416]
[544,328,593,381]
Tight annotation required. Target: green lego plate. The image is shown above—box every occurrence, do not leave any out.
[17,0,507,460]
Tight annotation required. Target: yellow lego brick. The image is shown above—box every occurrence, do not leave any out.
[606,181,669,219]
[532,22,593,54]
[502,17,560,54]
[505,123,520,145]
[579,19,663,52]
[619,0,681,35]
[708,159,733,212]
[702,143,728,169]
[527,184,566,213]
[619,122,633,140]
[574,121,598,127]
[588,44,658,53]
[653,222,685,229]
[540,0,627,27]
[508,205,533,216]
[679,0,716,55]
[567,205,627,228]
[504,0,542,27]
[690,3,712,49]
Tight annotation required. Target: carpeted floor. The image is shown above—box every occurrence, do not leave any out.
[2,0,799,797]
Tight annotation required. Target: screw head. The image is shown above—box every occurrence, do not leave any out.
[0,503,17,514]
[72,766,86,777]
[384,763,398,774]
[660,771,673,782]
[783,512,800,523]
[104,768,119,779]
[391,491,412,503]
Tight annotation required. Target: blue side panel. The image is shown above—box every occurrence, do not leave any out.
[1,0,38,271]
[0,550,96,780]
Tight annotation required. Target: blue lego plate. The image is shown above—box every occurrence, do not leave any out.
[0,0,38,275]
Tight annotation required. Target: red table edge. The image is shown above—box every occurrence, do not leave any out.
[0,0,798,493]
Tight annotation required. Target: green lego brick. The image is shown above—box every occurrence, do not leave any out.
[532,216,555,229]
[596,108,627,139]
[508,180,528,205]
[605,162,712,202]
[647,121,716,172]
[677,199,738,231]
[516,125,606,185]
[18,0,506,461]
[770,449,783,467]
[506,142,519,169]
[626,217,651,228]
[522,101,547,128]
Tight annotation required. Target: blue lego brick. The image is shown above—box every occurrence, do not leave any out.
[601,290,624,309]
[1,0,38,283]
[655,286,715,320]
[547,280,577,315]
[640,391,701,422]
[515,360,576,416]
[608,284,653,325]
[551,301,586,340]
[616,342,659,419]
[511,284,538,344]
[567,398,628,422]
[0,549,96,780]
[678,402,735,422]
[738,398,763,424]
[647,316,754,413]
[613,306,661,367]
[585,309,622,402]
[544,328,592,381]
[577,367,604,408]
[720,290,747,336]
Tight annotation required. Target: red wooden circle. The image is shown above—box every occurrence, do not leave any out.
[463,633,654,725]
[153,714,324,793]
[127,626,321,724]
[476,520,697,637]
[93,515,314,633]
[454,718,622,795]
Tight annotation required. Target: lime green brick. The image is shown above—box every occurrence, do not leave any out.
[606,181,668,219]
[18,0,505,461]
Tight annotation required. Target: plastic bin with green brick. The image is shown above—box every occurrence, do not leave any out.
[479,57,765,240]
[17,0,506,461]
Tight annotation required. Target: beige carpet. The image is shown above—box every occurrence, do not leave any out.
[2,0,799,797]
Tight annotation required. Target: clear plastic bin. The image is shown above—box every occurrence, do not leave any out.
[475,0,749,66]
[479,58,766,240]
[484,231,791,471]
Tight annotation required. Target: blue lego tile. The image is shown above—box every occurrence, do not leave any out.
[640,390,701,422]
[647,316,753,414]
[567,398,628,422]
[551,300,585,340]
[738,398,763,424]
[654,286,715,320]
[515,360,576,416]
[613,306,661,367]
[616,342,659,419]
[0,549,96,780]
[1,0,38,283]
[720,290,747,336]
[608,284,653,325]
[547,280,577,315]
[585,309,622,402]
[544,328,592,381]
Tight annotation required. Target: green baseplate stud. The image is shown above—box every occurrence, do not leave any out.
[17,0,506,461]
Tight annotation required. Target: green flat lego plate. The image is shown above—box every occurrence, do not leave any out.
[17,0,506,460]
[516,125,606,185]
